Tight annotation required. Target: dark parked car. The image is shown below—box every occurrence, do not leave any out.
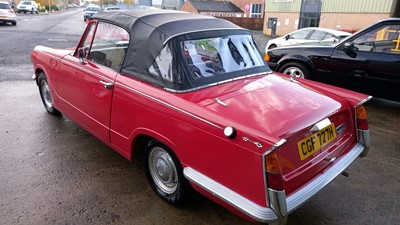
[265,18,400,102]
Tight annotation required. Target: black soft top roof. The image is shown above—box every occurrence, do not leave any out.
[92,10,246,42]
[92,10,252,90]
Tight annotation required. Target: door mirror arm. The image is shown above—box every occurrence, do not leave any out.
[78,47,87,64]
[343,42,358,52]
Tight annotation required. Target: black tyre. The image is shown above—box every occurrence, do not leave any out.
[144,140,191,205]
[268,44,277,50]
[38,73,61,116]
[31,9,33,14]
[279,62,311,79]
[11,21,16,26]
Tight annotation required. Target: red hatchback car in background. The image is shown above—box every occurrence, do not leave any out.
[31,10,371,225]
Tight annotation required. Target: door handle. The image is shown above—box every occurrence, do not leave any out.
[352,70,368,77]
[100,80,114,89]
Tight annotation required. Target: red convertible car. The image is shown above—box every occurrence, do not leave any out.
[32,10,371,225]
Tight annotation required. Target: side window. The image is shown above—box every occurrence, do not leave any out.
[353,24,400,53]
[149,45,182,84]
[291,30,312,39]
[308,30,327,40]
[323,33,334,40]
[87,22,130,71]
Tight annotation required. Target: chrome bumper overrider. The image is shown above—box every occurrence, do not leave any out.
[183,142,366,225]
[357,129,370,157]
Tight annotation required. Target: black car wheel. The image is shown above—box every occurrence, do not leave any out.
[38,73,61,116]
[279,62,311,79]
[144,140,191,205]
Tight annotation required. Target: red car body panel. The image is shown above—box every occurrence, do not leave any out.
[31,11,371,225]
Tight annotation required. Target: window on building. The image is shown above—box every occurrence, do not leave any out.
[219,13,223,17]
[250,4,262,18]
[210,13,215,17]
[226,13,231,17]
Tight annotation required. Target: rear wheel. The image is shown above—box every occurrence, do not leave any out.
[144,141,191,205]
[38,73,61,116]
[31,9,33,14]
[11,21,16,26]
[279,62,311,79]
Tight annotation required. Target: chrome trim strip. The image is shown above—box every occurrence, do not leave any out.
[183,167,278,223]
[164,72,272,93]
[355,95,373,107]
[115,82,223,129]
[263,139,287,156]
[286,143,365,213]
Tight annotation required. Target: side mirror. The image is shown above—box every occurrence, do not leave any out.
[78,47,86,64]
[285,34,290,40]
[343,42,358,52]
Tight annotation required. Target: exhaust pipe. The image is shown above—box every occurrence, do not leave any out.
[341,171,350,177]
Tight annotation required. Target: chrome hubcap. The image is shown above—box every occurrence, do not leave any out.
[283,67,305,79]
[148,147,178,194]
[40,80,53,109]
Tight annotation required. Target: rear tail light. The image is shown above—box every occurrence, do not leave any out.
[356,105,369,130]
[265,152,284,191]
[8,10,15,14]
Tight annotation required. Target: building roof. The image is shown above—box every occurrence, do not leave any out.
[189,0,243,13]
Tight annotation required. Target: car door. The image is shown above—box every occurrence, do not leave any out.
[329,21,400,100]
[58,20,129,142]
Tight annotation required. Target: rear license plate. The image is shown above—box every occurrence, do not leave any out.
[297,123,337,161]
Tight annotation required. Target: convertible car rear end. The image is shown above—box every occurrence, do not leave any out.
[31,10,371,225]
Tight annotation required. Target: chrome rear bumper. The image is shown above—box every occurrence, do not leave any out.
[183,142,366,225]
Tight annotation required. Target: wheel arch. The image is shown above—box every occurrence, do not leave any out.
[276,54,314,72]
[33,66,47,85]
[130,130,182,165]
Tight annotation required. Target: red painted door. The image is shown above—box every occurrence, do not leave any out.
[57,21,129,142]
